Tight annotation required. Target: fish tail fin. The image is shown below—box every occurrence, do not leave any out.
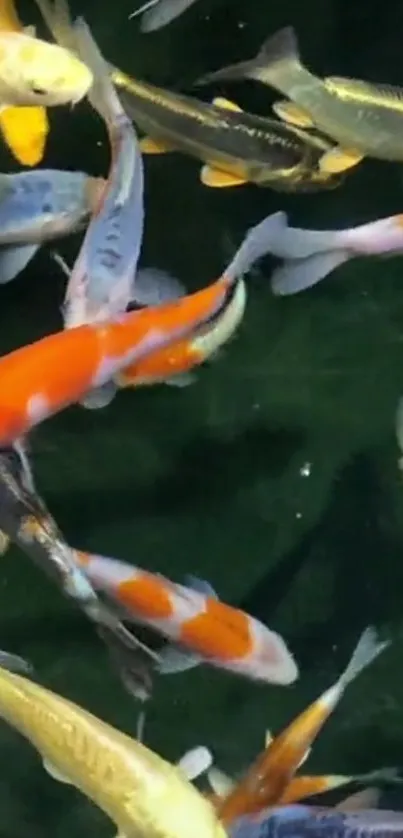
[0,0,23,32]
[33,0,76,52]
[196,26,309,93]
[271,249,351,295]
[223,211,288,282]
[72,16,126,125]
[339,627,389,691]
[356,766,403,786]
[0,650,34,675]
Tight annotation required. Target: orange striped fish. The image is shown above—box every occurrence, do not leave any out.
[204,628,388,823]
[74,551,298,686]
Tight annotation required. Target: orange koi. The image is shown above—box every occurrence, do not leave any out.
[206,628,388,823]
[0,274,236,446]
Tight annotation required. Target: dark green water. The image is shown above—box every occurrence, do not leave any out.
[1,0,403,835]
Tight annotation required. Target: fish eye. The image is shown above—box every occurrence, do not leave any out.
[30,85,47,96]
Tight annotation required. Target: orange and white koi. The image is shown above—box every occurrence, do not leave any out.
[0,257,257,447]
[74,551,298,686]
[204,628,388,823]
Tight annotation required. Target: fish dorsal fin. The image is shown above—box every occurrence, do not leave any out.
[200,165,246,188]
[325,76,403,109]
[336,787,380,811]
[265,729,273,747]
[207,767,235,797]
[212,97,243,112]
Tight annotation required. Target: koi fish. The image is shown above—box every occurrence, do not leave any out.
[129,0,202,32]
[0,169,105,284]
[0,651,226,838]
[74,551,298,685]
[56,208,286,400]
[206,628,388,823]
[207,732,398,810]
[197,27,403,174]
[0,0,49,165]
[0,259,255,446]
[52,15,145,411]
[228,805,403,838]
[249,211,403,295]
[35,0,343,192]
[0,442,163,710]
[0,9,92,110]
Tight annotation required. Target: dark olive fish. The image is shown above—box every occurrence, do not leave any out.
[112,70,345,192]
[197,26,403,174]
[34,0,343,192]
[0,443,158,706]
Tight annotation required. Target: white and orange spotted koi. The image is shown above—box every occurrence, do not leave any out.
[74,550,298,685]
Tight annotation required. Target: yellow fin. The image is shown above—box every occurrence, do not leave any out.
[0,530,10,554]
[0,106,49,166]
[319,146,364,174]
[139,136,175,154]
[272,99,314,127]
[43,758,72,785]
[200,165,247,188]
[212,96,243,112]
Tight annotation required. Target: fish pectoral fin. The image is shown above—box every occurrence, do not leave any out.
[200,165,247,188]
[80,381,119,410]
[0,243,40,283]
[0,530,10,554]
[43,758,72,785]
[24,25,37,36]
[319,146,364,173]
[177,746,213,780]
[164,372,197,387]
[80,382,118,410]
[212,96,243,112]
[207,767,235,797]
[157,644,201,675]
[0,105,48,166]
[139,136,176,154]
[272,100,314,127]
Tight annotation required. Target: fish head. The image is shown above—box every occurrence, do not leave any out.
[244,619,299,686]
[0,33,93,106]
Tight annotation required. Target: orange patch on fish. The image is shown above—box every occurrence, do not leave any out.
[278,775,337,804]
[0,105,49,166]
[118,337,202,386]
[180,599,252,661]
[117,575,174,619]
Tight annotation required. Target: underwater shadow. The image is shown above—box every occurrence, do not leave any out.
[46,421,306,536]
